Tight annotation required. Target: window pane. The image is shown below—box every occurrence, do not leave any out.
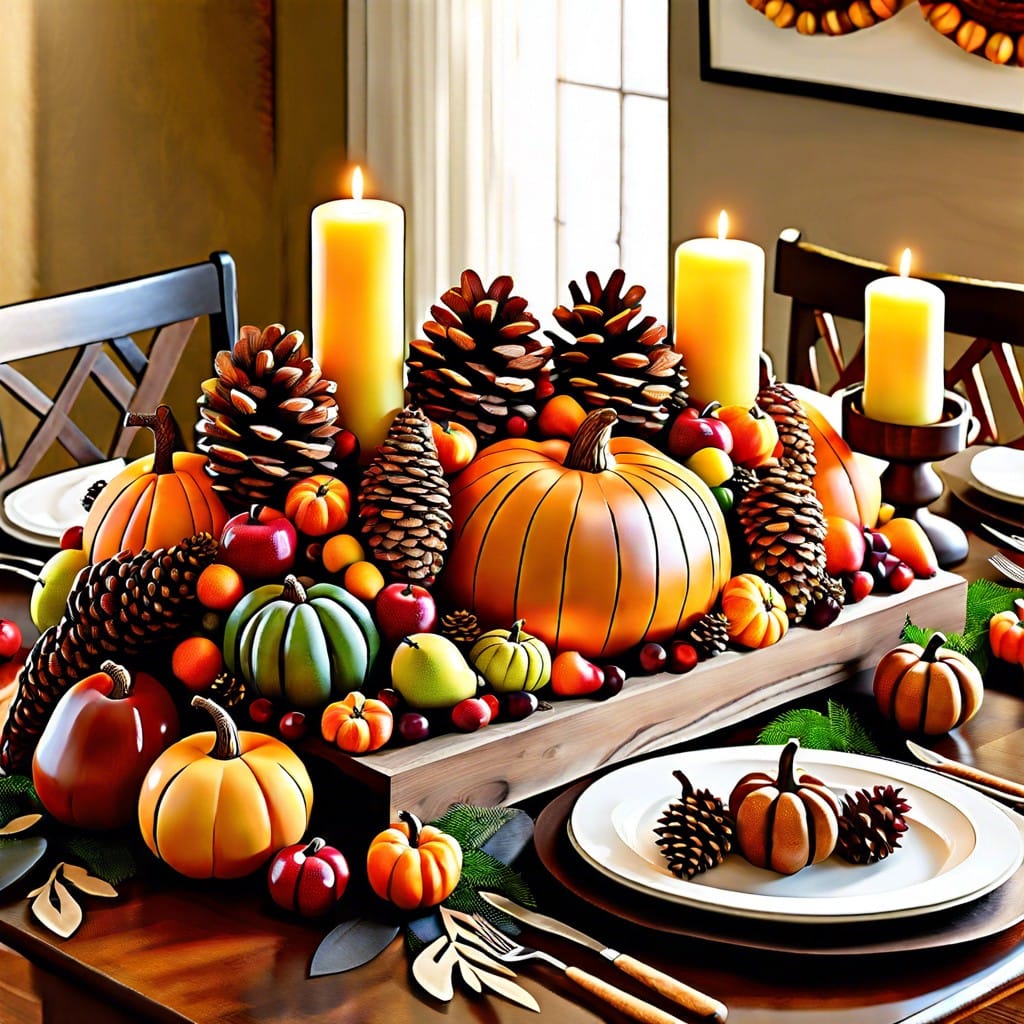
[557,225,621,306]
[558,0,621,89]
[622,0,667,97]
[621,94,668,323]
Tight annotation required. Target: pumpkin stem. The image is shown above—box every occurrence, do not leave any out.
[776,739,800,794]
[282,574,308,604]
[699,401,722,418]
[302,837,326,858]
[564,408,617,473]
[124,404,181,475]
[922,632,946,663]
[508,619,525,644]
[191,695,241,760]
[399,810,423,848]
[671,769,694,800]
[316,481,331,498]
[101,660,134,700]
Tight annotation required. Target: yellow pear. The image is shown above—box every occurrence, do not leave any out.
[390,633,478,709]
[31,548,89,632]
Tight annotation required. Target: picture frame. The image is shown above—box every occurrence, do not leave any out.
[698,0,1024,132]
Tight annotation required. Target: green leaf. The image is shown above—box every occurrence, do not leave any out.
[965,579,1024,636]
[61,834,137,887]
[900,616,934,648]
[757,702,878,754]
[430,805,518,851]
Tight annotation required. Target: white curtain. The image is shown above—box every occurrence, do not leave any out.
[348,0,557,338]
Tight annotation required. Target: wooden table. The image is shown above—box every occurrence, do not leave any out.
[1,506,1023,1024]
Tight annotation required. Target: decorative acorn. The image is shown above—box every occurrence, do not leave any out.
[836,785,912,865]
[654,770,734,880]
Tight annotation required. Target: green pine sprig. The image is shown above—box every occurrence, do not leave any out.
[0,775,41,827]
[757,700,879,754]
[431,804,520,851]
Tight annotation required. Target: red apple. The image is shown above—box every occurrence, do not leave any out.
[374,583,438,644]
[430,419,478,476]
[267,837,349,917]
[550,651,604,697]
[60,525,84,550]
[666,403,733,461]
[451,696,492,732]
[219,505,298,582]
[667,641,699,674]
[883,561,915,594]
[0,619,22,662]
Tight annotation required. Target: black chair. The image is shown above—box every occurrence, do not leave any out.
[775,227,1024,447]
[0,251,237,508]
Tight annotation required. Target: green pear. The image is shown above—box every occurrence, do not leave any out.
[390,633,478,709]
[31,548,89,632]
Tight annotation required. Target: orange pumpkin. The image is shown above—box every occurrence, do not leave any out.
[366,811,462,910]
[444,408,731,659]
[721,573,789,648]
[284,475,352,537]
[990,599,1024,666]
[321,691,393,753]
[873,632,984,735]
[84,406,228,561]
[730,740,841,875]
[138,696,313,879]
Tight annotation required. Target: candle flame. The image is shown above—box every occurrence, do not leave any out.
[899,247,912,278]
[718,210,729,241]
[352,166,364,201]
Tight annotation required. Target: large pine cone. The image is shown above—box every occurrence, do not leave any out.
[0,534,218,774]
[406,270,553,444]
[196,324,344,511]
[544,269,686,439]
[654,770,734,880]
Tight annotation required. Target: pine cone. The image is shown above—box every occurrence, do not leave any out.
[836,785,911,865]
[440,609,481,648]
[208,671,247,711]
[679,612,730,659]
[196,324,344,511]
[730,465,760,498]
[0,534,218,774]
[358,407,453,586]
[406,270,553,444]
[654,770,734,879]
[544,269,686,439]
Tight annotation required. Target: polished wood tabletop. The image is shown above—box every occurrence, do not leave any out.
[1,497,1023,1024]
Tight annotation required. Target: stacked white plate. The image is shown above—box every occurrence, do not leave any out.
[970,447,1024,506]
[568,746,1024,925]
[0,460,125,547]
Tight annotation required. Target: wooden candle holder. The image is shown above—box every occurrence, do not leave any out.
[842,385,971,567]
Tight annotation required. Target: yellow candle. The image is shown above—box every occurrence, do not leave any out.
[673,211,765,409]
[863,248,945,426]
[312,167,405,457]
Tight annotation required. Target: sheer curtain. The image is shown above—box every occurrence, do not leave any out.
[347,0,558,337]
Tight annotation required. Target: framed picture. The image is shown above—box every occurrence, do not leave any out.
[698,0,1024,131]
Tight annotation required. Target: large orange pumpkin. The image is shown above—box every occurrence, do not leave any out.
[84,406,228,561]
[444,408,731,659]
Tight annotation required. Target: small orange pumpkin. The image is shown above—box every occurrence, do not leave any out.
[321,691,393,753]
[721,573,789,648]
[873,632,984,735]
[730,740,841,875]
[84,406,228,561]
[990,599,1024,666]
[284,475,352,537]
[366,810,462,910]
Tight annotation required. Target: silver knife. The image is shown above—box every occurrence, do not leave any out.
[980,522,1024,554]
[906,740,1024,805]
[480,891,728,1022]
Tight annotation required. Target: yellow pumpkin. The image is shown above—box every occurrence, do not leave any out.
[873,632,984,735]
[366,811,462,910]
[444,408,731,659]
[721,573,789,648]
[990,599,1024,666]
[137,696,313,879]
[84,406,228,561]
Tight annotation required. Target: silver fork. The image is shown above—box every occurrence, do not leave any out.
[990,553,1024,586]
[467,913,691,1024]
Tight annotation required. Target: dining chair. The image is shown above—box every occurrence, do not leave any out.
[775,227,1024,448]
[0,251,238,508]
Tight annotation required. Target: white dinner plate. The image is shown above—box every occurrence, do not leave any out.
[3,460,124,541]
[970,447,1024,506]
[568,746,1023,924]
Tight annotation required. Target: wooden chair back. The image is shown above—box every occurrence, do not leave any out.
[0,252,237,500]
[775,228,1024,447]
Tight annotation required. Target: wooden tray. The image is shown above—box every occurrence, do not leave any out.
[311,570,967,821]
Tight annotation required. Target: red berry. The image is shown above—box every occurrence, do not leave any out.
[845,570,874,604]
[278,711,307,742]
[60,525,84,550]
[506,415,529,437]
[451,697,492,732]
[376,687,402,711]
[0,619,22,661]
[637,642,667,674]
[481,693,501,721]
[398,712,431,743]
[504,691,539,720]
[667,642,699,674]
[885,561,915,594]
[536,379,555,399]
[249,698,275,725]
[596,664,626,701]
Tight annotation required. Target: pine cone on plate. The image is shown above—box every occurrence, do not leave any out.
[836,785,912,864]
[654,770,735,880]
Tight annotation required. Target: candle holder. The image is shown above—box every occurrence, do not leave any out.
[841,385,971,568]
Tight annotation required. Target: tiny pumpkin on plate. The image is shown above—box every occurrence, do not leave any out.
[873,632,983,735]
[989,598,1024,666]
[284,475,352,537]
[366,811,462,911]
[321,691,393,754]
[721,573,789,649]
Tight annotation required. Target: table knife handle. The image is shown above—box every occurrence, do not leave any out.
[614,954,728,1021]
[565,965,685,1024]
[939,761,1024,802]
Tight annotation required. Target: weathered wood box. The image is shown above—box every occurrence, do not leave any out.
[311,570,966,821]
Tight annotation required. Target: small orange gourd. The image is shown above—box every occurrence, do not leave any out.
[284,475,352,537]
[84,406,228,561]
[366,811,462,910]
[321,691,393,753]
[730,740,841,875]
[138,696,313,879]
[873,632,984,735]
[989,599,1024,666]
[721,573,789,649]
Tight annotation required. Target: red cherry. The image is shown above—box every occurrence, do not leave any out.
[0,619,22,661]
[536,379,556,399]
[667,642,699,674]
[60,525,84,550]
[884,561,915,594]
[480,693,501,721]
[637,642,668,674]
[376,687,402,711]
[504,691,539,720]
[596,664,626,701]
[398,712,431,743]
[249,697,275,725]
[845,570,875,604]
[506,415,529,437]
[333,429,360,463]
[278,711,307,741]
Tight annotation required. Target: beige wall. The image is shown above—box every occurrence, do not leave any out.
[669,2,1024,381]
